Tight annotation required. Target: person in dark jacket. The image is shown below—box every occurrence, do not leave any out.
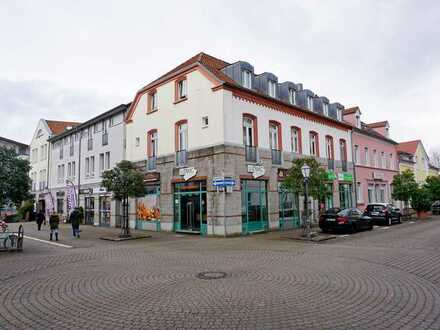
[70,208,81,238]
[49,213,60,241]
[36,210,45,231]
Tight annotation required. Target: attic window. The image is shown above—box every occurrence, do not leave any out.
[289,89,296,105]
[242,70,252,89]
[323,103,329,116]
[307,96,314,111]
[268,80,277,98]
[337,109,342,121]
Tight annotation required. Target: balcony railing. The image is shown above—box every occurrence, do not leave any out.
[102,133,108,146]
[87,139,93,151]
[176,150,187,167]
[341,160,348,172]
[245,145,257,163]
[327,159,335,171]
[271,149,282,165]
[147,157,157,171]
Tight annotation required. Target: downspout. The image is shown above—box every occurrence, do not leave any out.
[77,130,82,205]
[351,129,358,207]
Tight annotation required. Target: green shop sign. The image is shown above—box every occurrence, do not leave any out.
[338,172,353,182]
[326,171,337,181]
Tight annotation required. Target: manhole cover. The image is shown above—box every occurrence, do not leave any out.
[196,271,227,280]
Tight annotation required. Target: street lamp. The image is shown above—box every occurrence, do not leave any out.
[301,164,311,240]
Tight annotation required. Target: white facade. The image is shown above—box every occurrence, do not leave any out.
[29,120,51,199]
[126,67,352,164]
[48,107,127,224]
[126,69,224,162]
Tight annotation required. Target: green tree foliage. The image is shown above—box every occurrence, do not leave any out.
[391,170,418,207]
[411,186,432,213]
[101,161,145,236]
[282,158,331,203]
[0,146,31,207]
[424,175,440,202]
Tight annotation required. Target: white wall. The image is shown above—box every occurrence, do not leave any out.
[224,91,353,161]
[126,69,224,162]
[29,119,51,192]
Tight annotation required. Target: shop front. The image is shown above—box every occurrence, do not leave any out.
[338,172,354,209]
[279,187,300,230]
[173,180,207,235]
[99,196,111,227]
[136,184,161,232]
[84,196,95,225]
[241,180,268,234]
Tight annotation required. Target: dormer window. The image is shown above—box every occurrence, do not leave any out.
[242,70,252,89]
[148,90,158,113]
[323,103,329,116]
[337,109,342,121]
[288,89,296,105]
[356,115,361,128]
[307,96,314,111]
[268,80,277,98]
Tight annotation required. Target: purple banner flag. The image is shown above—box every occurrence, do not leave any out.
[66,180,78,214]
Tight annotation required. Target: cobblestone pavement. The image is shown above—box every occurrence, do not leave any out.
[1,218,440,329]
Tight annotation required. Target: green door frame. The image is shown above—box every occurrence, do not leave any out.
[241,180,268,235]
[173,182,207,235]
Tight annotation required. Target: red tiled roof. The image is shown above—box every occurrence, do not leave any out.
[366,121,388,128]
[46,120,81,135]
[343,107,360,115]
[397,140,421,155]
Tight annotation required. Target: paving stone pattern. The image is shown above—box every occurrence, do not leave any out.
[1,219,440,329]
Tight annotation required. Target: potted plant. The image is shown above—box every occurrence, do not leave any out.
[411,187,432,219]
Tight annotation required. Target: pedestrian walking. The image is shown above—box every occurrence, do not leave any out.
[36,210,45,231]
[49,213,60,241]
[70,207,81,238]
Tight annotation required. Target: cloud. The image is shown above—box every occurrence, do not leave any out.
[0,79,122,144]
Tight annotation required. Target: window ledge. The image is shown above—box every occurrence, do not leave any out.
[147,109,158,115]
[173,97,188,105]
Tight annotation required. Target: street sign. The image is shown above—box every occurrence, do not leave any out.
[247,164,265,178]
[213,176,235,187]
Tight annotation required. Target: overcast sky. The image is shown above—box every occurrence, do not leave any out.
[1,0,439,155]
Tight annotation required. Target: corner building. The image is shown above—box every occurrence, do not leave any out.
[126,53,355,236]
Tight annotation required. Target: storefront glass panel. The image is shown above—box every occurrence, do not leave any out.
[99,196,111,227]
[85,197,94,225]
[326,183,334,209]
[339,183,353,209]
[241,180,268,234]
[279,185,300,230]
[173,181,207,235]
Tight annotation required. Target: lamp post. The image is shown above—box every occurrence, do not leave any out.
[301,164,311,240]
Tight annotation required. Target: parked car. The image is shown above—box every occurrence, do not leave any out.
[432,201,440,215]
[319,208,373,233]
[363,203,401,226]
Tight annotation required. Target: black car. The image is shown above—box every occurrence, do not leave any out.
[363,203,401,226]
[319,208,373,233]
[432,201,440,215]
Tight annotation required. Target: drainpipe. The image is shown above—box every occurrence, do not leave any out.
[77,130,82,205]
[351,129,358,207]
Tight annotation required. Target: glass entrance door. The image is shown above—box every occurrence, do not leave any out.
[174,181,207,235]
[241,180,268,234]
[85,197,94,225]
[279,189,300,230]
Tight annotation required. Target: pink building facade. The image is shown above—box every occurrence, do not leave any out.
[343,107,399,210]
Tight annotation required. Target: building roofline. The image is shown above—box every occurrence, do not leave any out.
[0,136,29,148]
[49,103,130,142]
[352,126,398,145]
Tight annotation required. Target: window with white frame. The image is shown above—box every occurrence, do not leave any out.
[354,145,360,164]
[340,140,347,162]
[357,182,363,203]
[289,89,296,105]
[309,132,318,156]
[72,161,76,177]
[150,91,158,111]
[390,153,394,170]
[85,157,90,177]
[368,184,374,203]
[323,103,329,116]
[337,109,342,121]
[149,131,158,157]
[325,136,334,159]
[67,162,72,178]
[177,79,187,99]
[268,80,277,98]
[99,153,104,174]
[269,123,280,151]
[373,150,378,167]
[243,117,254,147]
[105,152,110,170]
[291,127,300,153]
[307,96,314,111]
[242,70,252,89]
[178,123,188,151]
[356,115,361,128]
[90,156,95,177]
[364,147,369,165]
